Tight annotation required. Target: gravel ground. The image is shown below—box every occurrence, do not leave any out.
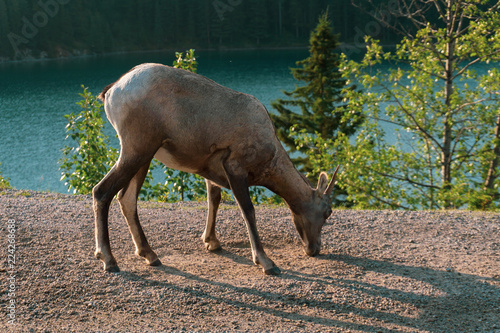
[1,188,499,333]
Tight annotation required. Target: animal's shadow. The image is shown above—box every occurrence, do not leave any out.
[118,249,500,332]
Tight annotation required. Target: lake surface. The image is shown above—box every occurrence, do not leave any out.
[0,49,309,192]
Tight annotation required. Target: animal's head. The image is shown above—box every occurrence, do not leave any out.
[292,166,339,257]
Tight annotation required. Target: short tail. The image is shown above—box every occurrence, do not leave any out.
[98,82,115,101]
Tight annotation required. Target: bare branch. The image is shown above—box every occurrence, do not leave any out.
[378,80,444,151]
[450,125,473,159]
[453,50,500,80]
[401,58,447,80]
[371,169,440,190]
[431,0,446,21]
[451,97,489,115]
[363,115,405,127]
[448,0,462,39]
[350,0,424,38]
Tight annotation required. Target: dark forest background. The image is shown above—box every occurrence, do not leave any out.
[0,0,402,60]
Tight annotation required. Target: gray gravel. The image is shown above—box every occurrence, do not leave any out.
[1,188,499,332]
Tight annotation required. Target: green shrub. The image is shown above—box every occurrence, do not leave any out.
[0,163,12,189]
[59,86,119,195]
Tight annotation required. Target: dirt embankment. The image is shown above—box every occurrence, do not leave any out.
[1,189,499,332]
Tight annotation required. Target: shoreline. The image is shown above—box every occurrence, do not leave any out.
[0,42,397,65]
[0,42,388,65]
[0,45,312,65]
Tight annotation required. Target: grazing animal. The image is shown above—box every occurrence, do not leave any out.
[93,63,338,275]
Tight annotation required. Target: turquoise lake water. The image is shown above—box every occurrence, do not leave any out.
[1,49,493,194]
[0,49,309,192]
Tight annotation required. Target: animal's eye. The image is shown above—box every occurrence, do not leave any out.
[324,208,332,219]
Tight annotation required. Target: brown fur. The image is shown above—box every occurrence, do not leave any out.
[92,63,338,275]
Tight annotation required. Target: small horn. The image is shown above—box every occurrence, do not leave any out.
[325,165,340,196]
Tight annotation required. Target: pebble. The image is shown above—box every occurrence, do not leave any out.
[3,190,499,332]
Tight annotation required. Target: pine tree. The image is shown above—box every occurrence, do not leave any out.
[270,9,359,177]
[248,0,268,45]
[0,0,9,56]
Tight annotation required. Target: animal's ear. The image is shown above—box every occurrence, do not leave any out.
[316,172,329,194]
[325,165,340,197]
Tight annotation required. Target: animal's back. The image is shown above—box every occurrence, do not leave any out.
[101,63,281,183]
[103,63,274,140]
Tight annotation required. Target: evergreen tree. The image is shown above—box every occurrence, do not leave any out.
[0,0,405,60]
[153,0,169,48]
[298,0,500,210]
[0,0,9,56]
[248,0,268,45]
[271,9,359,178]
[288,0,304,38]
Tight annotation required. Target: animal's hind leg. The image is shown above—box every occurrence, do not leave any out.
[93,145,157,272]
[94,159,149,272]
[202,180,222,251]
[117,161,161,267]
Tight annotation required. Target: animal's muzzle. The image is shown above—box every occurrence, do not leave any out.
[304,242,321,257]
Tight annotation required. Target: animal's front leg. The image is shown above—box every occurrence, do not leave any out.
[223,165,280,275]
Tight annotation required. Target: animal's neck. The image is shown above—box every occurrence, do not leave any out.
[263,150,313,213]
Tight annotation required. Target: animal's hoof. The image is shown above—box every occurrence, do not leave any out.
[105,264,120,273]
[208,245,222,252]
[264,266,281,276]
[204,241,222,252]
[136,249,161,266]
[148,258,162,266]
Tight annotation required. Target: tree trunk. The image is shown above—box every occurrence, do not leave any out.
[441,0,455,209]
[483,115,500,204]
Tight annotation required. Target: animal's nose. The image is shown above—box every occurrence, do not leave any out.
[304,243,321,257]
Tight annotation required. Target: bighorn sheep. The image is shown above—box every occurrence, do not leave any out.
[93,63,338,275]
